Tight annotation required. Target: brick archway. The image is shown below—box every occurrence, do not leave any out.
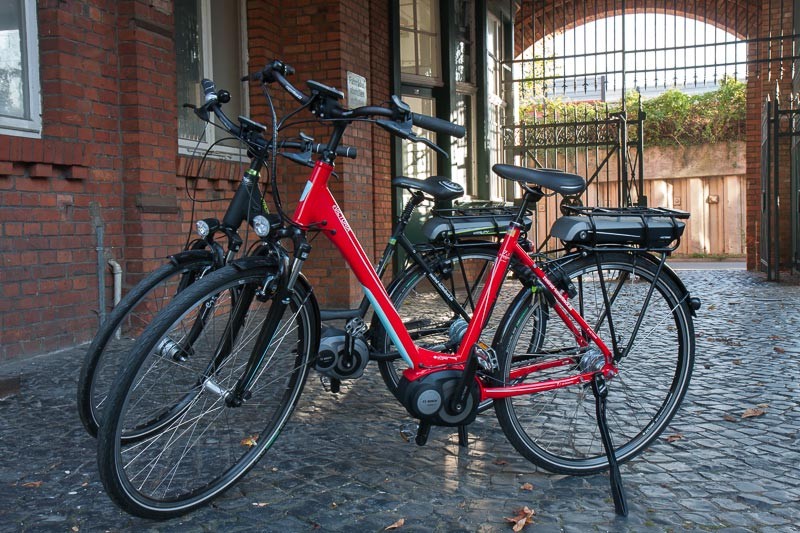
[514,0,760,58]
[509,0,795,271]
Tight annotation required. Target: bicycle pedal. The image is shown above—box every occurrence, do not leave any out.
[399,423,417,443]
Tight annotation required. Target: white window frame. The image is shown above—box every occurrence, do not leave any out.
[177,0,250,160]
[0,0,42,138]
[399,0,443,87]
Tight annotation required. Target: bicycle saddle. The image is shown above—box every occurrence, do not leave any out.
[492,164,586,195]
[392,176,464,201]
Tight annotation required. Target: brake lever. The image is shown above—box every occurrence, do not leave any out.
[184,103,212,122]
[408,132,448,159]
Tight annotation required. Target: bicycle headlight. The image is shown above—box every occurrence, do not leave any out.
[195,219,210,238]
[253,215,271,237]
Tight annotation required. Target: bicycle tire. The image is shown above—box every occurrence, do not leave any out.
[97,263,318,519]
[77,251,214,438]
[493,251,694,475]
[376,245,537,407]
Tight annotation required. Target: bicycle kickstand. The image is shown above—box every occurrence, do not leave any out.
[591,374,628,517]
[457,425,468,447]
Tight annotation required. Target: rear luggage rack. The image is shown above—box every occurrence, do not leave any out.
[552,206,689,251]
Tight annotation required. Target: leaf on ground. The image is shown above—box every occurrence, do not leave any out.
[742,407,766,418]
[384,518,405,530]
[330,502,337,509]
[707,304,717,311]
[240,435,258,447]
[723,414,738,422]
[519,482,533,491]
[732,359,741,365]
[252,502,268,508]
[666,433,683,443]
[71,527,79,532]
[21,481,43,488]
[774,346,786,354]
[493,458,509,465]
[504,506,535,532]
[757,403,770,408]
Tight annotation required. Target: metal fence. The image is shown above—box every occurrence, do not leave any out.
[761,94,800,280]
[504,97,645,251]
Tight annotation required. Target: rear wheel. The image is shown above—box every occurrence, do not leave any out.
[97,264,318,518]
[493,251,694,475]
[77,252,214,438]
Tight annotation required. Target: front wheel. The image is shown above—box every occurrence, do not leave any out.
[97,263,318,519]
[493,251,695,475]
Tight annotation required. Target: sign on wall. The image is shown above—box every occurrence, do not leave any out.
[347,71,367,109]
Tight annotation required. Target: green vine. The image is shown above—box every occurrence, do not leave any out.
[518,77,746,146]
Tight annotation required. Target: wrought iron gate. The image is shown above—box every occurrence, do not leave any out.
[505,0,800,261]
[761,95,800,280]
[503,98,645,251]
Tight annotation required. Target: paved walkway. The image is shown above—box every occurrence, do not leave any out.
[1,268,799,532]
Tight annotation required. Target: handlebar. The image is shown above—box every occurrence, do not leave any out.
[193,78,356,159]
[243,60,466,140]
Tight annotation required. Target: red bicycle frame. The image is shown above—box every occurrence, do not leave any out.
[293,160,617,402]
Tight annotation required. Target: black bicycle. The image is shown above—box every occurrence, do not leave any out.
[76,80,538,438]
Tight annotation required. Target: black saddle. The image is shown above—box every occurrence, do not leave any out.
[392,176,464,202]
[492,164,586,196]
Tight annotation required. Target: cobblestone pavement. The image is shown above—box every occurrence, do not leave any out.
[1,267,799,532]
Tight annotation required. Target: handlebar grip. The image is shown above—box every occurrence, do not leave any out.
[336,145,357,159]
[313,143,357,159]
[201,79,217,102]
[411,113,465,139]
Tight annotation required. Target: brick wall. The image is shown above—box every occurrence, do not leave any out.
[0,0,393,362]
[1,1,126,359]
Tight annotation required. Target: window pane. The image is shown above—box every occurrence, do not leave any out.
[415,0,437,34]
[399,0,414,29]
[0,0,26,119]
[455,0,473,84]
[401,96,436,181]
[176,0,203,141]
[417,34,439,78]
[452,94,475,195]
[400,30,417,74]
[210,1,243,149]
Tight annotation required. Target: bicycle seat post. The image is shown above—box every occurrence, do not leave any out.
[514,186,542,227]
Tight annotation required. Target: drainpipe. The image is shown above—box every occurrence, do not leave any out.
[95,223,106,325]
[108,259,123,339]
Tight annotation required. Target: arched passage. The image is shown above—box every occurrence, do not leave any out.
[507,0,797,270]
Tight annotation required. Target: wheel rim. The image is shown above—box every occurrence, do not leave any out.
[499,257,693,473]
[109,274,313,510]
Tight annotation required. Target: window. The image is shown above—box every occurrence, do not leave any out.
[487,13,507,200]
[0,0,41,138]
[451,93,476,196]
[399,0,441,84]
[176,0,248,156]
[454,0,474,84]
[453,0,476,196]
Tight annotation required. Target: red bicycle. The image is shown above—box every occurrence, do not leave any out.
[96,61,699,519]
